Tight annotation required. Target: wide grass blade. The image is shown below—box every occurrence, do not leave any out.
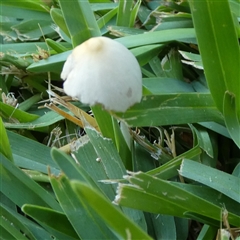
[1,221,29,240]
[0,153,61,211]
[85,126,126,178]
[22,205,79,239]
[116,28,196,47]
[1,203,36,240]
[115,93,223,127]
[68,137,116,199]
[27,44,163,74]
[1,201,56,239]
[27,50,70,73]
[71,181,152,239]
[90,106,131,171]
[27,28,195,74]
[58,0,101,47]
[189,0,240,117]
[76,127,147,230]
[7,130,59,175]
[51,147,101,191]
[114,171,240,226]
[50,174,116,239]
[180,159,240,203]
[142,78,193,94]
[0,0,51,20]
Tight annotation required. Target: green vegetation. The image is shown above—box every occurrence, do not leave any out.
[0,0,239,239]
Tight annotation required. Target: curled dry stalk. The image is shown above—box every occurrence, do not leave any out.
[164,129,176,158]
[41,88,99,153]
[44,89,99,131]
[218,208,236,240]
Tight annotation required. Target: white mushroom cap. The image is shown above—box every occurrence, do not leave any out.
[61,37,142,112]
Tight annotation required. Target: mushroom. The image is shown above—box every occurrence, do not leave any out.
[61,36,142,112]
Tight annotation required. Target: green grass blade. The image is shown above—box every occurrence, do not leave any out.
[108,25,145,36]
[197,225,218,240]
[12,19,55,41]
[129,0,141,27]
[91,105,116,144]
[4,110,64,130]
[1,0,51,21]
[1,203,36,240]
[0,226,18,240]
[90,106,131,169]
[0,117,13,162]
[50,174,116,239]
[151,214,177,239]
[132,44,163,66]
[85,127,126,178]
[90,106,130,174]
[22,205,79,239]
[1,220,29,240]
[1,42,50,54]
[112,118,132,170]
[198,122,230,138]
[7,130,59,174]
[193,125,214,158]
[147,145,202,179]
[45,39,69,53]
[117,0,132,26]
[117,0,137,27]
[50,8,70,38]
[97,7,118,30]
[223,92,240,148]
[27,44,163,74]
[1,0,49,12]
[1,53,32,68]
[58,0,101,47]
[18,94,42,112]
[142,78,193,94]
[189,0,240,116]
[71,181,152,239]
[27,50,70,73]
[1,198,56,240]
[115,172,240,226]
[116,28,196,48]
[68,136,122,200]
[27,28,194,74]
[0,102,39,122]
[84,127,147,230]
[0,153,61,211]
[115,93,223,127]
[180,159,240,203]
[51,147,101,191]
